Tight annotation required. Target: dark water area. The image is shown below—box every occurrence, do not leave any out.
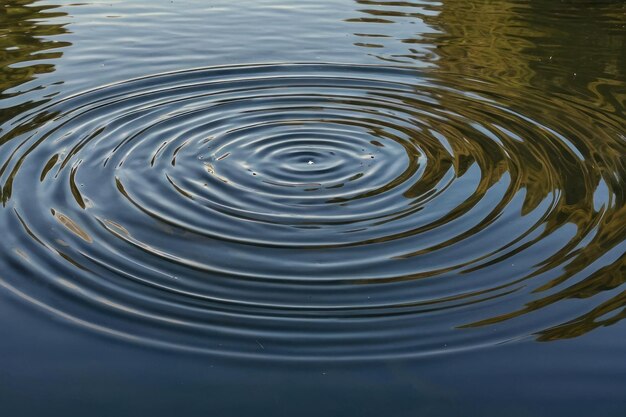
[0,0,625,415]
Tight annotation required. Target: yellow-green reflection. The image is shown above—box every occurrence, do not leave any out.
[0,1,69,118]
[348,0,625,342]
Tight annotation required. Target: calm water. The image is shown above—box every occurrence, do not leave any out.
[1,0,625,415]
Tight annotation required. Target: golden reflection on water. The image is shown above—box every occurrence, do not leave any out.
[0,1,69,101]
[347,0,626,341]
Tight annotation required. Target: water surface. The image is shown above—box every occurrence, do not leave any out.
[1,1,625,415]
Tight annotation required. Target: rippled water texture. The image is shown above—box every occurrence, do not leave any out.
[2,61,624,357]
[1,0,625,412]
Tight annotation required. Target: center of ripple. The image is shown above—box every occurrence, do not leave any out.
[193,122,417,215]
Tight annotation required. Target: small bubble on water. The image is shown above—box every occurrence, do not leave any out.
[307,160,314,165]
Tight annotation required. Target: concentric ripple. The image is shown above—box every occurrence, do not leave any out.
[0,63,624,359]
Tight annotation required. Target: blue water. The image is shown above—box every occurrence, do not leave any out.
[1,1,625,415]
